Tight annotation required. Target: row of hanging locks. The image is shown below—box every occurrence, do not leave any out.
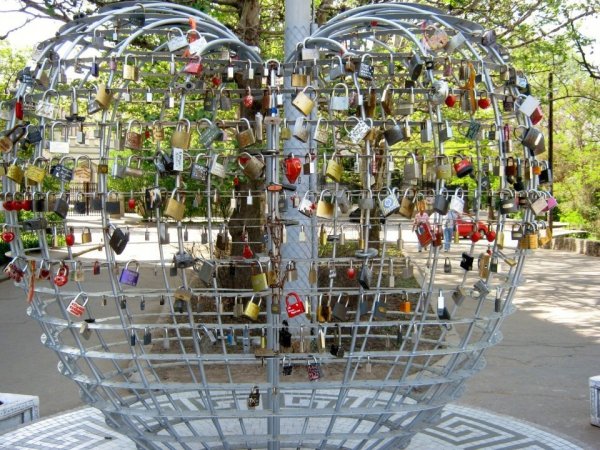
[0,24,555,295]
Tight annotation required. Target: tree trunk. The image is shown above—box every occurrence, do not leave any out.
[239,0,261,46]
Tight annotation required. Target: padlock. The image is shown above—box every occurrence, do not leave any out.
[332,294,349,321]
[172,118,192,149]
[292,86,315,116]
[346,117,371,144]
[66,292,88,318]
[357,53,374,80]
[46,122,70,154]
[51,191,69,219]
[286,261,298,282]
[164,189,186,221]
[108,224,129,255]
[209,154,226,179]
[433,187,451,215]
[323,152,343,183]
[378,187,400,217]
[119,260,140,286]
[285,292,305,318]
[123,54,139,81]
[514,125,545,156]
[403,152,420,181]
[383,118,404,146]
[398,189,416,218]
[250,262,268,292]
[316,190,335,219]
[238,152,265,180]
[453,155,473,178]
[297,190,316,217]
[237,118,256,148]
[35,89,61,120]
[307,356,321,381]
[125,119,143,151]
[25,123,43,145]
[358,189,374,210]
[6,159,24,184]
[291,116,309,143]
[499,189,519,215]
[359,261,372,290]
[243,296,262,321]
[330,82,349,111]
[317,295,332,323]
[105,190,122,216]
[439,120,453,142]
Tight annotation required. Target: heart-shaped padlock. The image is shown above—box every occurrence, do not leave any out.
[284,154,302,184]
[1,226,15,243]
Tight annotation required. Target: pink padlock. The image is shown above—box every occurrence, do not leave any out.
[67,292,89,318]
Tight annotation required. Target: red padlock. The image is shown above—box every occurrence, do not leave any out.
[243,87,254,108]
[15,96,23,120]
[65,227,75,247]
[346,261,356,280]
[93,260,101,275]
[416,222,433,248]
[21,193,33,211]
[445,94,458,107]
[453,155,473,178]
[66,293,88,318]
[284,154,302,184]
[477,93,491,109]
[486,229,496,242]
[470,227,481,243]
[128,196,136,210]
[432,226,443,247]
[54,264,69,287]
[2,193,15,211]
[285,292,306,318]
[1,225,15,243]
[37,260,51,280]
[242,244,254,259]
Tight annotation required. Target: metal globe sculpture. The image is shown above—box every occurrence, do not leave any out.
[1,2,553,448]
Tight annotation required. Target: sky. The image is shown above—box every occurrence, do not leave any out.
[0,0,599,65]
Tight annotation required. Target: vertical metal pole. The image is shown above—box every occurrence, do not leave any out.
[548,71,554,232]
[265,2,312,449]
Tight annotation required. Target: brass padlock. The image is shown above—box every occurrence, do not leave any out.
[152,120,165,142]
[291,63,308,87]
[25,157,47,185]
[316,190,335,219]
[81,227,92,244]
[125,119,143,150]
[325,152,343,183]
[292,86,315,116]
[172,118,191,149]
[237,118,256,148]
[251,262,268,292]
[164,188,186,221]
[73,155,92,183]
[7,158,24,184]
[123,54,139,81]
[243,296,262,321]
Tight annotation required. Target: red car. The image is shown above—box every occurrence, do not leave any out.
[456,214,489,239]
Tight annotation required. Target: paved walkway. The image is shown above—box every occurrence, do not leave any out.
[0,402,586,450]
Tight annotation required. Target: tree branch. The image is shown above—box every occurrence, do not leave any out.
[569,23,600,80]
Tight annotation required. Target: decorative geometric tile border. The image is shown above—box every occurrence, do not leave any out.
[0,403,583,450]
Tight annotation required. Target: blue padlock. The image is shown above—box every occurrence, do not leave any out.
[119,260,140,286]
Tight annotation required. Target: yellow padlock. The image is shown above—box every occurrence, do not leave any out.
[478,253,491,278]
[243,296,262,321]
[325,153,343,183]
[316,190,335,220]
[171,119,191,149]
[95,84,113,109]
[7,159,24,184]
[152,120,165,142]
[25,157,47,184]
[164,189,186,221]
[250,262,268,292]
[123,54,139,81]
[292,86,315,116]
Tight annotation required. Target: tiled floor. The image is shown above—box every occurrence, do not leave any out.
[0,403,583,450]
